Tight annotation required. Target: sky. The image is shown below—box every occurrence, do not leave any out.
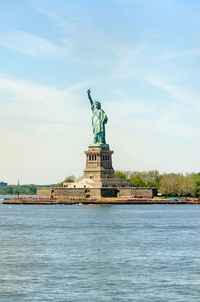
[1,0,200,184]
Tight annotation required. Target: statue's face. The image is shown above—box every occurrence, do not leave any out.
[95,102,101,109]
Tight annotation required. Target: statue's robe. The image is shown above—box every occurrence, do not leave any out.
[91,105,107,139]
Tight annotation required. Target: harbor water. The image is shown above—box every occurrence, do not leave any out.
[0,197,200,301]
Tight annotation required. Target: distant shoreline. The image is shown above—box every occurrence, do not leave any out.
[0,194,36,197]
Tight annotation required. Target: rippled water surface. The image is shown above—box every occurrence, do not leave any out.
[0,198,200,301]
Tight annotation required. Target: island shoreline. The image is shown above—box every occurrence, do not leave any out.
[3,197,200,205]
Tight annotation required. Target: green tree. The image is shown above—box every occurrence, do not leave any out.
[115,171,129,182]
[59,175,76,187]
[159,173,194,197]
[128,170,161,188]
[191,173,200,197]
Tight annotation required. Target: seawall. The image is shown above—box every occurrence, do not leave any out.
[2,197,200,205]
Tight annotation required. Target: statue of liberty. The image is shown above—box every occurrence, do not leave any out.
[87,88,108,146]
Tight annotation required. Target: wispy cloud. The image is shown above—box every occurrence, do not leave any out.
[31,0,127,60]
[1,0,200,182]
[146,76,200,111]
[0,74,91,183]
[112,44,200,78]
[153,48,200,61]
[0,30,67,58]
[0,74,89,123]
[112,44,147,74]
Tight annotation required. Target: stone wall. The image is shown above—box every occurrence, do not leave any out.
[37,187,156,199]
[37,188,52,198]
[117,187,154,198]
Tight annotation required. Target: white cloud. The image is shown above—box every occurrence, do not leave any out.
[111,44,200,79]
[1,73,200,184]
[31,0,129,61]
[146,76,200,112]
[154,48,200,61]
[0,74,92,184]
[0,74,89,123]
[0,30,67,58]
[113,44,147,74]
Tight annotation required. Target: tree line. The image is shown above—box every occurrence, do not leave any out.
[2,171,200,197]
[0,184,57,195]
[115,170,200,197]
[59,172,200,197]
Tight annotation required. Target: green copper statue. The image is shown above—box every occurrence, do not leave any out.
[87,88,108,146]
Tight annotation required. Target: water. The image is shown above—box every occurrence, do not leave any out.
[0,197,200,301]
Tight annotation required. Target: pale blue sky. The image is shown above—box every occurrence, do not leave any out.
[1,0,200,184]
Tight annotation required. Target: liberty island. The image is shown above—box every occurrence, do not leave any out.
[4,90,200,204]
[34,89,155,201]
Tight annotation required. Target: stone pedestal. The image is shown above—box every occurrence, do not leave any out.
[62,145,135,189]
[38,144,156,198]
[82,145,125,187]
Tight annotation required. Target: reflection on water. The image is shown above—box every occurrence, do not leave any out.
[0,201,200,301]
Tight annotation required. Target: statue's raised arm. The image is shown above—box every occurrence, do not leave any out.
[87,88,93,107]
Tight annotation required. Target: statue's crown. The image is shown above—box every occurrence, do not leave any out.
[94,101,101,105]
